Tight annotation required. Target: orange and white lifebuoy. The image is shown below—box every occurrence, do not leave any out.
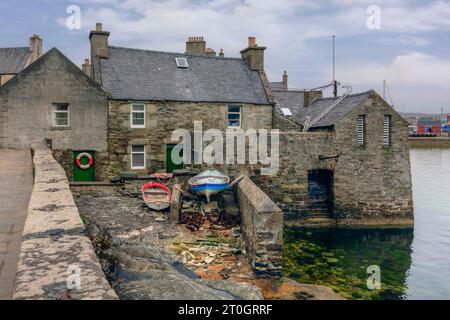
[76,153,94,170]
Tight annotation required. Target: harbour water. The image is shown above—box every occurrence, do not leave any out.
[284,148,450,300]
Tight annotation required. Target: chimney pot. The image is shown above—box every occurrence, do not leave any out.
[96,23,102,31]
[219,49,224,58]
[248,37,257,48]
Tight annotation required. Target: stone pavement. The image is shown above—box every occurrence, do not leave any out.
[0,149,33,300]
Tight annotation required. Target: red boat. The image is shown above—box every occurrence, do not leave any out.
[141,183,172,211]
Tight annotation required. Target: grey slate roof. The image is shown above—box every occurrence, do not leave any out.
[269,82,286,91]
[295,91,371,128]
[98,46,270,104]
[0,47,32,74]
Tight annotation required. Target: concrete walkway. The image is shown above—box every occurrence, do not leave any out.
[0,149,33,300]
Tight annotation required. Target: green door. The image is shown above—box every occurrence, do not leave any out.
[166,144,183,173]
[73,151,95,182]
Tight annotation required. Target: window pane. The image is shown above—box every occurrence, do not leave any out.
[228,106,241,113]
[228,113,240,120]
[55,112,68,126]
[132,145,145,153]
[228,120,240,127]
[132,154,145,167]
[56,105,68,111]
[132,112,145,125]
[132,104,145,111]
[175,58,189,68]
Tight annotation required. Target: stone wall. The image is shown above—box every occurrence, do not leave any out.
[107,100,273,177]
[263,91,414,225]
[13,143,117,300]
[237,176,283,278]
[273,113,303,131]
[253,132,337,221]
[408,137,450,148]
[332,93,413,223]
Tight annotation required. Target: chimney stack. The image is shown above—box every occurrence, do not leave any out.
[219,49,224,58]
[282,71,288,90]
[186,36,206,56]
[29,34,43,63]
[82,58,92,77]
[89,23,110,59]
[240,36,266,71]
[205,48,216,57]
[304,91,323,107]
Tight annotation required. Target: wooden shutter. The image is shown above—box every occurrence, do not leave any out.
[383,115,391,146]
[357,115,366,146]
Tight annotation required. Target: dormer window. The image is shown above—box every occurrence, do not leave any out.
[175,57,189,68]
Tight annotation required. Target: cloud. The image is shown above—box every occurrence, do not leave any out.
[340,52,450,87]
[54,0,450,112]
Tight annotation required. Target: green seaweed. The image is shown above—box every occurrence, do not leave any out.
[283,227,413,300]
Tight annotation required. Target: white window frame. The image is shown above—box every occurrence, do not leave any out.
[130,104,146,129]
[227,105,242,128]
[383,115,392,146]
[131,145,146,170]
[53,104,70,127]
[357,115,366,146]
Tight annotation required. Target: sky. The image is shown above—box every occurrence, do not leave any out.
[1,0,449,114]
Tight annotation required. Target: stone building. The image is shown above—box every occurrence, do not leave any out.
[87,24,274,177]
[0,24,413,225]
[0,35,43,86]
[0,48,109,181]
[263,73,414,225]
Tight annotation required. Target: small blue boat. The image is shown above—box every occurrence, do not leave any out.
[188,169,230,202]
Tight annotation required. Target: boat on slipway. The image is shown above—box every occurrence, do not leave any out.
[141,182,172,211]
[188,169,230,203]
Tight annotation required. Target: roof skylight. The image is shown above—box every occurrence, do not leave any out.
[175,57,189,68]
[281,108,293,117]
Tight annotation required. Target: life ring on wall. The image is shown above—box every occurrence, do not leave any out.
[76,153,94,170]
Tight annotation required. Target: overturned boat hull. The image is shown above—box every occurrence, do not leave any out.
[189,170,230,202]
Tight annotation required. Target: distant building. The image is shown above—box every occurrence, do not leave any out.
[417,118,442,134]
[0,35,43,85]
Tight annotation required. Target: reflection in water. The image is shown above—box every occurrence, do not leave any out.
[406,148,450,300]
[284,148,450,300]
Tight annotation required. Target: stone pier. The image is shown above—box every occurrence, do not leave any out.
[12,143,117,300]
